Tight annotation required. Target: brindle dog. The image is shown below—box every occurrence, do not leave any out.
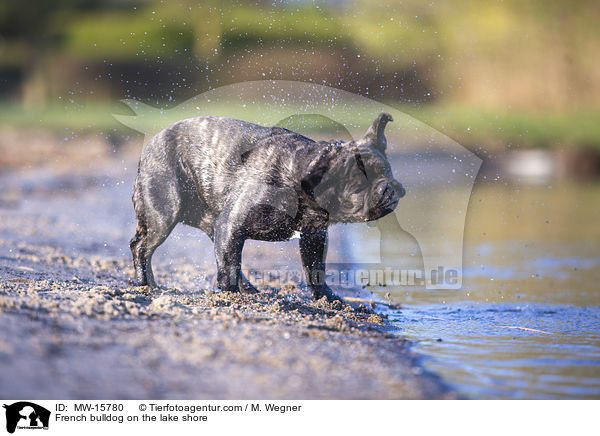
[130,112,405,301]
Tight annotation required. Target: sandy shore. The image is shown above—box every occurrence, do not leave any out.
[0,134,452,399]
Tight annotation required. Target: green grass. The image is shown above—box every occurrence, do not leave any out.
[398,105,600,149]
[1,101,599,150]
[0,102,121,132]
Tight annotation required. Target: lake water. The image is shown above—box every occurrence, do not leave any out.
[389,303,600,399]
[352,180,600,399]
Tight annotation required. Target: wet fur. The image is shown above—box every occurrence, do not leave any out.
[130,113,404,301]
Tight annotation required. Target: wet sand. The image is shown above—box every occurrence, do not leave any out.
[0,133,452,399]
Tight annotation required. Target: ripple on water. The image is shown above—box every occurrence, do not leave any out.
[389,303,600,399]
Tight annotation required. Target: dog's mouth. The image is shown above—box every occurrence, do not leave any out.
[366,198,398,221]
[366,186,400,221]
[366,208,393,221]
[336,182,403,223]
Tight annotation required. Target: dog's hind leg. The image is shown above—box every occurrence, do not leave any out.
[130,221,149,286]
[130,172,181,289]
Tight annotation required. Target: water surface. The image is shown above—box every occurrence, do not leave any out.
[362,181,600,399]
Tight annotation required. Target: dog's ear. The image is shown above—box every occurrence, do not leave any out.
[360,112,393,152]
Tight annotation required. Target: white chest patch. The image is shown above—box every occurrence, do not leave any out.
[289,230,302,240]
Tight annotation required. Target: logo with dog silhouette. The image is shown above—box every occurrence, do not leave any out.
[3,402,50,434]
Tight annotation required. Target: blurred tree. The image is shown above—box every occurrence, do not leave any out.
[0,0,100,39]
[0,0,599,109]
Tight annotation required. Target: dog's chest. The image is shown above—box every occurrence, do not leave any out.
[288,230,302,240]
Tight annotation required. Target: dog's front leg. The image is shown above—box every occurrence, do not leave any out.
[214,213,245,293]
[299,229,341,302]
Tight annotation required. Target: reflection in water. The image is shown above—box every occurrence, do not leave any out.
[352,180,600,399]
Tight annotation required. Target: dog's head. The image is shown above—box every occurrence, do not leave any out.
[302,112,405,223]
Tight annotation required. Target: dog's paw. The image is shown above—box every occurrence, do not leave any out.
[312,286,343,304]
[240,281,259,294]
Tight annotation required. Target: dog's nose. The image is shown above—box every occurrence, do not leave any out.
[397,184,406,198]
[378,180,405,201]
[376,181,401,204]
[390,180,406,198]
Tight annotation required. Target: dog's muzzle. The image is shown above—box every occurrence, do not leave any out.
[367,180,405,220]
[376,180,405,206]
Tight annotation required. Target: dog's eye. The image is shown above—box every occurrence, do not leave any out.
[354,154,368,178]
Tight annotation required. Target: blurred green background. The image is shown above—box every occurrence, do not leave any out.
[0,0,599,153]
